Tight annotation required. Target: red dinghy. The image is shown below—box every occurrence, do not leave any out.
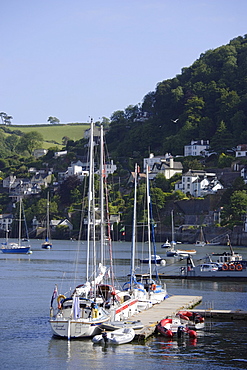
[176,310,205,329]
[156,317,197,339]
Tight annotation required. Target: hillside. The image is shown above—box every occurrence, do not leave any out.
[0,122,90,149]
[105,35,247,164]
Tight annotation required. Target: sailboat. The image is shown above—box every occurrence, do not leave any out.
[132,165,168,305]
[49,120,111,339]
[194,226,206,247]
[49,122,139,339]
[166,211,196,257]
[122,163,153,311]
[41,192,52,249]
[1,198,32,254]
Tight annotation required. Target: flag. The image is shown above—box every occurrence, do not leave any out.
[50,285,58,307]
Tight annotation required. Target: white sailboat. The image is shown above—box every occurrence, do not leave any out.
[49,122,140,339]
[41,192,52,249]
[123,163,153,311]
[49,120,110,339]
[132,165,168,305]
[194,227,206,247]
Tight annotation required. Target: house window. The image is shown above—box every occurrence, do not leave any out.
[187,184,190,189]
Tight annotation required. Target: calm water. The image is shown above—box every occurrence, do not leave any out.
[0,239,247,370]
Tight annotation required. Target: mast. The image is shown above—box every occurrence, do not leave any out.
[18,198,22,247]
[148,174,159,281]
[46,192,50,241]
[146,166,152,279]
[86,118,95,282]
[130,163,138,289]
[100,124,105,264]
[171,210,175,248]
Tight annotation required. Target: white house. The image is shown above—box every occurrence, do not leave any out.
[33,149,48,158]
[148,155,183,180]
[50,219,73,231]
[143,153,167,172]
[235,144,247,158]
[54,150,67,158]
[175,169,223,196]
[96,160,117,177]
[184,140,210,157]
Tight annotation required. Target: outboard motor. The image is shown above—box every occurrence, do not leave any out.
[177,326,184,338]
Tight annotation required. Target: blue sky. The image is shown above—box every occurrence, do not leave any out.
[1,0,247,124]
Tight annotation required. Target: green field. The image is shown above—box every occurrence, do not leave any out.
[2,123,90,149]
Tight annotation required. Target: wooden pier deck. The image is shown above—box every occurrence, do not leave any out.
[189,309,247,320]
[133,295,202,342]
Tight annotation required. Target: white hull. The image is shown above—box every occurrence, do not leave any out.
[186,268,247,278]
[109,297,140,321]
[50,318,105,338]
[92,327,135,345]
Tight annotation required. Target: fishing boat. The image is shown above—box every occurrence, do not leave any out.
[1,199,32,254]
[180,236,247,279]
[92,327,135,345]
[41,192,52,249]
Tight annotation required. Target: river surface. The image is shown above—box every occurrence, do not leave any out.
[0,239,246,370]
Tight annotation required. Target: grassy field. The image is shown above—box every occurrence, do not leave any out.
[1,123,90,149]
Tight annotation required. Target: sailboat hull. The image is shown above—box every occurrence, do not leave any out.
[1,245,31,254]
[42,242,52,249]
[50,318,105,338]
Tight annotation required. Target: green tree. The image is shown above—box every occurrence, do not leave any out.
[17,131,43,155]
[47,116,60,124]
[5,134,19,152]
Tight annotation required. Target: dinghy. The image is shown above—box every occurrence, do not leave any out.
[92,327,135,345]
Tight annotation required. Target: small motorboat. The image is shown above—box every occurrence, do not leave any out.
[140,254,166,265]
[156,317,197,338]
[166,248,197,257]
[92,327,135,345]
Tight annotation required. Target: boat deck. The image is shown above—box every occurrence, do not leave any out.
[133,294,202,342]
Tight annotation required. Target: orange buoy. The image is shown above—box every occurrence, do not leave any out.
[222,264,228,270]
[235,264,242,271]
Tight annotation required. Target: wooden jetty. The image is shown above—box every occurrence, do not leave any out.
[133,295,202,342]
[189,309,247,320]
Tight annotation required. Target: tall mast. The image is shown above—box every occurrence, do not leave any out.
[86,119,94,282]
[100,124,105,264]
[130,163,138,288]
[18,198,22,247]
[146,166,152,279]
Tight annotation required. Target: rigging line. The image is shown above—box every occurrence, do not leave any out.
[148,174,159,281]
